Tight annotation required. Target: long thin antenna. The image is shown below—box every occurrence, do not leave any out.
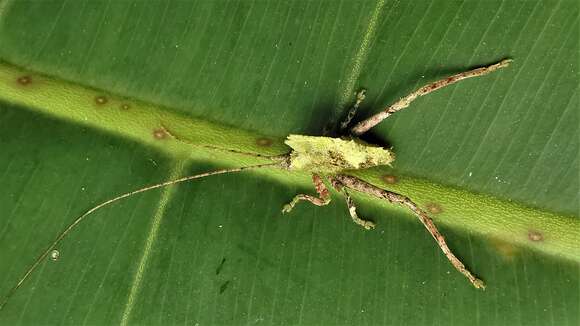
[160,124,289,161]
[0,161,281,310]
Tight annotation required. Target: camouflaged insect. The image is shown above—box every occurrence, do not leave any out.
[0,60,513,310]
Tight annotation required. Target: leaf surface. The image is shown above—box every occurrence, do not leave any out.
[0,1,578,325]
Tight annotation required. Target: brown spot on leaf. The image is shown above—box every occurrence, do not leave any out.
[426,203,443,214]
[17,76,32,85]
[95,96,108,105]
[528,230,543,242]
[256,137,272,147]
[153,128,168,140]
[489,238,518,261]
[382,175,398,184]
[120,103,130,110]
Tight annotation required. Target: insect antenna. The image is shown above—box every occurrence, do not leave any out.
[0,161,281,310]
[340,89,367,132]
[160,124,289,161]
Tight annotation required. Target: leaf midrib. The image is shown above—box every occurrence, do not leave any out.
[0,60,578,263]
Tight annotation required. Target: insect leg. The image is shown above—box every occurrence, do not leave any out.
[282,174,330,213]
[350,59,513,135]
[332,174,485,289]
[330,178,375,230]
[339,89,367,131]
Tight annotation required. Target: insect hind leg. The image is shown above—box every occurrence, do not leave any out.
[282,174,330,213]
[390,192,485,289]
[331,174,485,289]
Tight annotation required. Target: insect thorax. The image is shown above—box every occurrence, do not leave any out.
[284,135,394,174]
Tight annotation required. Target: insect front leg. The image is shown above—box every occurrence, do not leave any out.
[339,89,367,131]
[350,59,512,135]
[330,178,375,230]
[282,174,331,213]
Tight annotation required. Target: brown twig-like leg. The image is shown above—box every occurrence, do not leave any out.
[331,175,485,289]
[331,178,375,230]
[282,174,331,213]
[340,89,367,131]
[351,59,513,135]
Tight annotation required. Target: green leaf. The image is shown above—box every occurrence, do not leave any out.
[0,1,578,325]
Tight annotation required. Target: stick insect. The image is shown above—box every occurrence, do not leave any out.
[0,59,512,309]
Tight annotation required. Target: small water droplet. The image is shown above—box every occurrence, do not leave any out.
[50,249,60,261]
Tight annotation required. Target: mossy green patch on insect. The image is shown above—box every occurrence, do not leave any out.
[285,135,394,174]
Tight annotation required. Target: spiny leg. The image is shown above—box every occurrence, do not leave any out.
[351,59,513,135]
[343,190,376,230]
[331,178,375,230]
[282,174,330,213]
[340,89,367,131]
[390,193,485,289]
[332,175,485,289]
